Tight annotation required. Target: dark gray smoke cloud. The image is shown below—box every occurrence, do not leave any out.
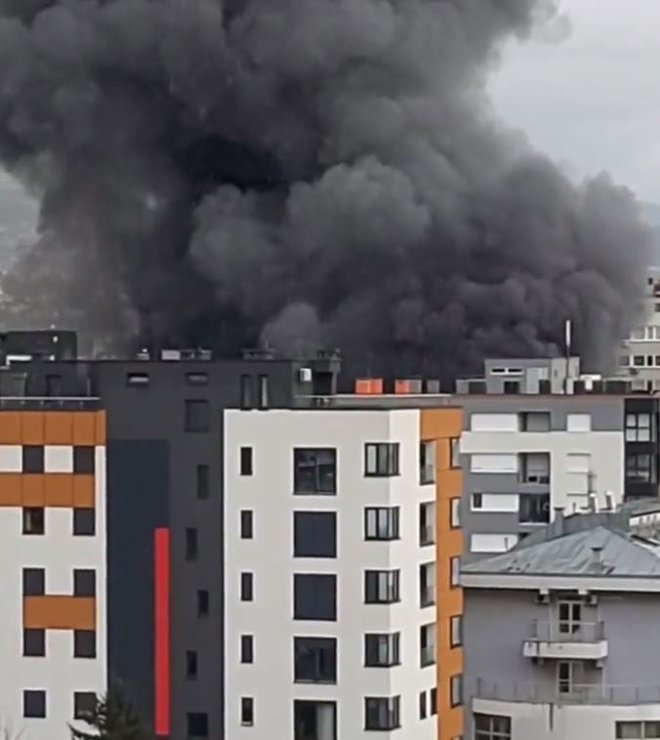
[0,0,651,381]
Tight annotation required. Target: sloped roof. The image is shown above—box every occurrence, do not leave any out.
[462,526,660,578]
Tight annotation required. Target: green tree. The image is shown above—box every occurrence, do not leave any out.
[69,685,150,740]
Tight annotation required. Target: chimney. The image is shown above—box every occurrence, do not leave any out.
[554,507,564,535]
[591,545,604,568]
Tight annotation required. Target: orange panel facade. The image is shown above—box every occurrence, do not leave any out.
[24,596,96,631]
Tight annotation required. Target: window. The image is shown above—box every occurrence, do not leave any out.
[73,508,95,536]
[419,691,427,719]
[365,570,400,604]
[73,692,96,721]
[626,413,653,442]
[364,633,400,667]
[185,399,210,433]
[73,446,95,474]
[420,623,435,667]
[23,568,45,596]
[240,510,254,539]
[241,697,254,727]
[420,441,436,484]
[240,447,253,476]
[73,630,96,658]
[23,690,46,718]
[186,372,208,386]
[23,507,44,535]
[294,512,336,558]
[366,507,400,541]
[420,562,436,607]
[187,712,208,738]
[503,380,519,394]
[419,502,435,546]
[23,445,44,473]
[557,660,583,695]
[126,372,150,387]
[197,590,209,618]
[73,570,96,597]
[519,494,550,524]
[634,355,645,367]
[450,674,463,707]
[241,635,253,664]
[294,574,336,621]
[558,601,582,634]
[430,688,437,716]
[186,650,198,680]
[365,697,400,731]
[240,374,252,409]
[450,557,460,588]
[616,721,660,739]
[294,701,336,740]
[294,637,337,684]
[627,453,656,484]
[474,713,512,740]
[450,498,460,528]
[364,443,400,477]
[472,493,483,510]
[240,572,253,602]
[294,448,337,494]
[185,528,198,561]
[196,464,209,499]
[23,628,45,657]
[450,615,463,647]
[258,375,269,409]
[520,412,550,432]
[519,452,550,484]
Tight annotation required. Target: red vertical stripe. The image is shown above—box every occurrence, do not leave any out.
[155,528,170,737]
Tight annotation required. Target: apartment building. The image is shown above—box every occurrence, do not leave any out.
[462,511,660,740]
[455,358,660,561]
[0,334,107,739]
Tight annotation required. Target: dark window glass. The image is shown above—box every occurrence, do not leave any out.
[503,380,520,395]
[364,696,401,730]
[23,629,45,657]
[365,507,399,541]
[241,510,254,539]
[185,528,198,561]
[196,464,210,500]
[241,697,254,726]
[294,637,337,684]
[185,399,210,433]
[23,568,45,596]
[420,623,435,666]
[240,375,252,409]
[430,688,437,716]
[23,690,46,718]
[627,452,656,484]
[186,372,208,387]
[197,590,209,617]
[364,633,400,667]
[420,562,436,607]
[419,691,427,720]
[294,512,336,558]
[294,701,337,740]
[187,712,209,738]
[364,443,400,476]
[241,572,254,602]
[419,502,435,545]
[241,635,254,664]
[474,713,512,739]
[73,630,96,658]
[240,447,253,476]
[186,650,198,680]
[519,494,550,524]
[365,570,400,604]
[73,446,95,474]
[294,448,337,494]
[23,445,44,473]
[23,507,44,535]
[73,569,96,597]
[294,574,336,621]
[73,508,95,536]
[258,375,269,409]
[419,441,436,484]
[73,692,96,721]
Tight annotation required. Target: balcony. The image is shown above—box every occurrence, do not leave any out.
[522,620,607,661]
[473,677,660,706]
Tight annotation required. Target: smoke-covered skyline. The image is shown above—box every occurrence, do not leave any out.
[0,0,652,381]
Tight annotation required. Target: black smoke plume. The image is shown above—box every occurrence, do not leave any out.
[0,0,651,382]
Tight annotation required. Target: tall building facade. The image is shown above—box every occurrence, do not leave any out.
[461,511,660,740]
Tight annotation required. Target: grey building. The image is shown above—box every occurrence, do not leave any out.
[462,511,660,740]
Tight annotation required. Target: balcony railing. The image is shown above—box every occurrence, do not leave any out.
[473,678,660,706]
[530,620,605,643]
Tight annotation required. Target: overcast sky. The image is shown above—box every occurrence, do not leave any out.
[491,0,660,204]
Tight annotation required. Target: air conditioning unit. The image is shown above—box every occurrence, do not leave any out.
[299,367,313,383]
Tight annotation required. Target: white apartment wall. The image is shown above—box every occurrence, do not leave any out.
[0,446,107,740]
[224,409,437,740]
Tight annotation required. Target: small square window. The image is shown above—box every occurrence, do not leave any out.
[241,635,254,664]
[73,630,96,658]
[197,590,209,618]
[241,697,254,727]
[23,568,45,596]
[240,511,254,539]
[73,446,95,474]
[185,528,198,561]
[73,692,96,721]
[73,569,96,597]
[240,447,253,476]
[23,690,46,718]
[187,712,208,738]
[73,508,95,536]
[186,650,198,680]
[23,629,45,657]
[196,464,210,500]
[241,572,254,602]
[23,507,45,535]
[185,399,210,433]
[23,446,44,474]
